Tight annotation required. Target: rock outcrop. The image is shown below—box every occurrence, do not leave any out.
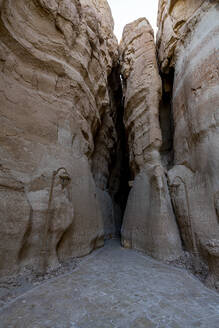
[0,0,119,277]
[0,0,218,294]
[119,18,183,261]
[157,0,219,289]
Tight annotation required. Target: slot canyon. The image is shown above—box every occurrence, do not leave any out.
[0,0,219,327]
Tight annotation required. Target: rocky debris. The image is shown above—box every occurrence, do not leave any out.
[167,251,209,284]
[119,18,183,261]
[157,0,219,290]
[0,256,79,309]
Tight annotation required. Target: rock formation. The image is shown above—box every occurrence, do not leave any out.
[0,0,120,277]
[0,0,218,293]
[157,0,219,289]
[119,18,183,261]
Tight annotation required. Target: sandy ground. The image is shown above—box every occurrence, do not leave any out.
[0,239,219,328]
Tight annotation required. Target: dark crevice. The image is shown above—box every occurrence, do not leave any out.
[158,69,209,284]
[91,65,130,240]
[107,66,130,238]
[159,68,175,170]
[159,68,186,250]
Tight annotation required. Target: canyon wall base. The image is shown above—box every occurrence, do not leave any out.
[0,0,118,277]
[157,0,219,290]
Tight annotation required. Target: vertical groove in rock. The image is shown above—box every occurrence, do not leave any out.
[107,67,130,238]
[91,65,130,239]
[159,69,175,170]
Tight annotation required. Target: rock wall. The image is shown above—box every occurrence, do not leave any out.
[0,0,119,277]
[157,0,219,289]
[119,18,183,261]
[0,0,218,292]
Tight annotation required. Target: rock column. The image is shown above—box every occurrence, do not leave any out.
[120,18,183,261]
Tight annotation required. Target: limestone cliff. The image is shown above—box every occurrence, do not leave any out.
[119,18,183,261]
[0,0,119,277]
[157,0,219,290]
[0,0,218,294]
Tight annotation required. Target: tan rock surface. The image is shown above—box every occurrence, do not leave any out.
[1,0,218,295]
[157,0,205,73]
[157,0,219,289]
[0,0,118,277]
[119,18,182,261]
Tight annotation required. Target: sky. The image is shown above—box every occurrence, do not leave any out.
[107,0,159,41]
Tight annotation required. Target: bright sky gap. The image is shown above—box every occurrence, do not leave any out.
[107,0,159,41]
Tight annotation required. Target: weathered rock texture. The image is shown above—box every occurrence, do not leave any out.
[157,0,219,289]
[0,0,120,277]
[1,0,219,294]
[119,18,183,261]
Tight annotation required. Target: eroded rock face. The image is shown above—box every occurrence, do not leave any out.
[1,0,218,294]
[119,18,183,261]
[0,0,119,276]
[157,0,219,289]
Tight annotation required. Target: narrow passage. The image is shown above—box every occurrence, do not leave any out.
[1,240,219,328]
